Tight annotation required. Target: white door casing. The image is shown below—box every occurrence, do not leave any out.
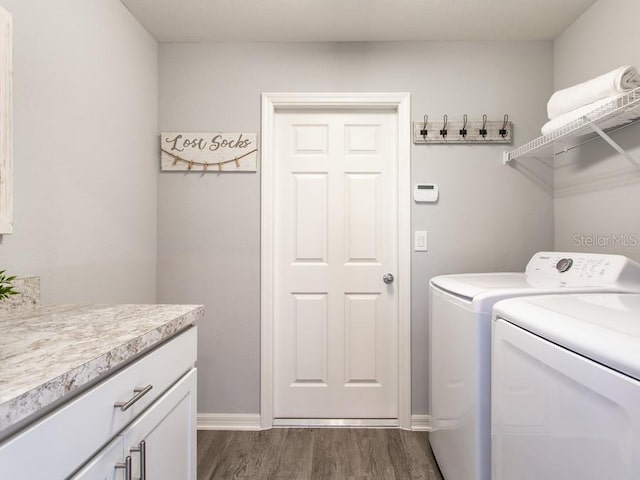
[261,93,411,429]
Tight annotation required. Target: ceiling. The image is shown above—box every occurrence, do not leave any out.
[120,0,597,43]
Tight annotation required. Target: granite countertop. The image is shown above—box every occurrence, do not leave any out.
[0,304,203,436]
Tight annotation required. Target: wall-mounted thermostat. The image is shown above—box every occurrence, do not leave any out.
[414,184,439,203]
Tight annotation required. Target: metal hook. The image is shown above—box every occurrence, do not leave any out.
[420,114,428,138]
[460,114,468,139]
[480,114,488,138]
[440,114,448,139]
[500,114,509,137]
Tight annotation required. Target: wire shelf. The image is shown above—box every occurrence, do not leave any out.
[504,87,640,163]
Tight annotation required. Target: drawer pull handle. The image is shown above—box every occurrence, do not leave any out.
[114,385,153,411]
[115,455,132,480]
[130,440,147,480]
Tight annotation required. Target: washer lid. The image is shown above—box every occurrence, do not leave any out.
[428,272,607,314]
[494,293,640,381]
[431,273,535,300]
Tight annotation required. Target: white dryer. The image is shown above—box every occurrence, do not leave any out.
[428,252,640,480]
[492,293,640,480]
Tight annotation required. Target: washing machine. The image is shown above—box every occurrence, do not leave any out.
[492,293,640,480]
[428,252,640,480]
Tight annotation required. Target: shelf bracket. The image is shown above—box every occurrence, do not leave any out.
[588,121,640,169]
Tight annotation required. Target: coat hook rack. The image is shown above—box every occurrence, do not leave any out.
[413,114,513,144]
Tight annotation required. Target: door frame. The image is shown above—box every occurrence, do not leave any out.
[260,92,411,429]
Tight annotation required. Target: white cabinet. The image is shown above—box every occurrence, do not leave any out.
[120,370,197,480]
[73,369,196,480]
[0,327,197,480]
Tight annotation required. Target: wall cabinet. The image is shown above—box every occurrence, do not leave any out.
[0,327,197,479]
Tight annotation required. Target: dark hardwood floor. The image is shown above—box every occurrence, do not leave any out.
[198,428,443,480]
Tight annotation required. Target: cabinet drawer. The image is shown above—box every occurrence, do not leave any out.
[0,326,197,480]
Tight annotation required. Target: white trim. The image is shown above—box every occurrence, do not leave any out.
[197,414,429,431]
[260,92,412,430]
[197,414,428,431]
[396,92,412,430]
[273,418,399,428]
[0,8,12,234]
[260,93,276,429]
[410,414,433,431]
[197,413,263,431]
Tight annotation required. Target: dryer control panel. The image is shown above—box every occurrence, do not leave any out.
[525,252,640,286]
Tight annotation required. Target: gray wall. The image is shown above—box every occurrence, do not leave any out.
[553,0,640,261]
[0,0,158,303]
[158,41,555,415]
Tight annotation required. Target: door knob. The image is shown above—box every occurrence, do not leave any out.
[383,273,394,284]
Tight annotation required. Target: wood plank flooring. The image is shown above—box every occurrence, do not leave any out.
[198,429,443,480]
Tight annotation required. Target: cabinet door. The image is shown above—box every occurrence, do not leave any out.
[123,369,197,480]
[71,437,125,480]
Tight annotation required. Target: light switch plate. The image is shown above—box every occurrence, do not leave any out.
[415,231,428,252]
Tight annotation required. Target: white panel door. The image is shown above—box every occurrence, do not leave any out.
[274,110,398,418]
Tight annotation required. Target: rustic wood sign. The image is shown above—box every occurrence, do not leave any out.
[161,132,258,172]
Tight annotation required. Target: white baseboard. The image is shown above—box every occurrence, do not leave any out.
[197,413,262,431]
[198,413,431,431]
[273,418,399,428]
[410,414,432,431]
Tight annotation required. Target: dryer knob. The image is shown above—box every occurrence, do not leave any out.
[556,258,573,273]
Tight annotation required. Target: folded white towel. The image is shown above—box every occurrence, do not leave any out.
[541,94,623,136]
[547,65,640,119]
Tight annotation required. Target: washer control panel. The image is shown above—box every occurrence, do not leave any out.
[526,252,640,285]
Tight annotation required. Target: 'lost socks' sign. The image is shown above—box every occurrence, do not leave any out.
[160,132,258,172]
